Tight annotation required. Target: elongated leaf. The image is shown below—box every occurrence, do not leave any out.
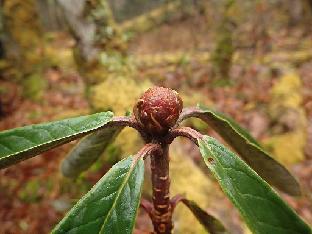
[53,156,144,234]
[199,136,311,234]
[181,198,228,234]
[182,105,300,196]
[61,125,124,178]
[0,112,113,169]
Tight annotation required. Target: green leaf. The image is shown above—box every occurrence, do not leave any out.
[199,136,311,234]
[181,198,228,234]
[52,156,144,234]
[0,112,113,169]
[193,105,300,196]
[61,125,124,178]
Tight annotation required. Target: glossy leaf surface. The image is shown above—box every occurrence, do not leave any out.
[187,105,300,195]
[53,156,144,234]
[0,112,113,169]
[199,136,311,234]
[181,198,228,234]
[61,125,124,178]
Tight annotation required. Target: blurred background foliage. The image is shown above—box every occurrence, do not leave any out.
[0,0,311,233]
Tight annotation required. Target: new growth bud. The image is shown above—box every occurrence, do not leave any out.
[134,87,183,136]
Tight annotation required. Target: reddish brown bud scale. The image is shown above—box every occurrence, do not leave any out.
[134,87,183,136]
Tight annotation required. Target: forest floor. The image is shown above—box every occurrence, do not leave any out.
[0,15,311,234]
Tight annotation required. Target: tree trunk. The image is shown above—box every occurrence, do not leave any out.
[1,0,47,101]
[57,0,127,85]
[2,0,44,74]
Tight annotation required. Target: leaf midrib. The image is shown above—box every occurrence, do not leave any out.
[202,138,305,234]
[202,142,260,234]
[0,118,112,160]
[99,158,138,233]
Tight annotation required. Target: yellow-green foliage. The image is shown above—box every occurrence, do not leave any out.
[75,49,133,85]
[264,131,306,165]
[22,73,47,101]
[18,179,42,202]
[264,72,307,165]
[263,49,312,65]
[134,51,211,69]
[119,1,182,34]
[170,144,215,234]
[3,0,41,48]
[3,0,43,74]
[99,52,136,74]
[270,73,302,109]
[90,76,152,155]
[44,36,76,70]
[90,76,152,115]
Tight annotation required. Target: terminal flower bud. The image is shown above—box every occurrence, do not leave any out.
[134,87,183,136]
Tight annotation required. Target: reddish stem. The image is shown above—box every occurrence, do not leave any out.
[146,127,203,233]
[111,116,148,140]
[150,144,173,234]
[165,127,203,145]
[176,107,202,125]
